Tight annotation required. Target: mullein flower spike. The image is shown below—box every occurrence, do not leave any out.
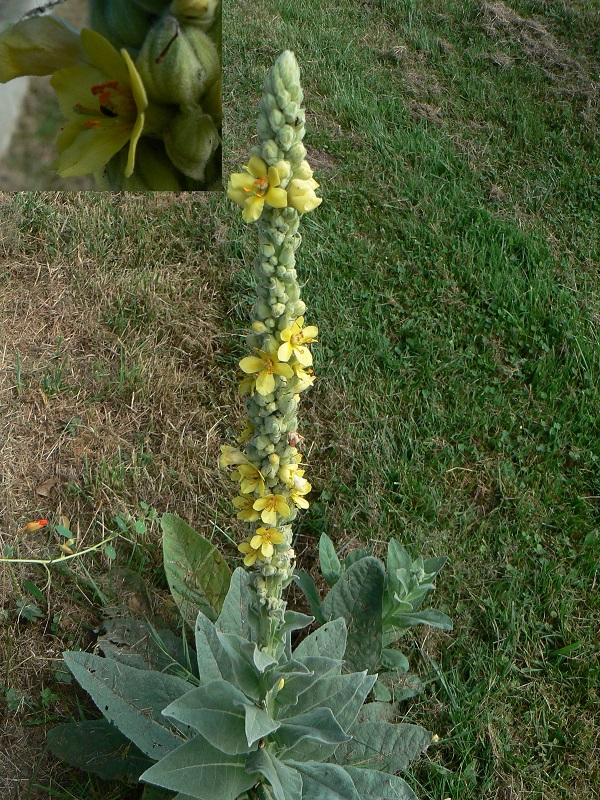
[224,51,321,627]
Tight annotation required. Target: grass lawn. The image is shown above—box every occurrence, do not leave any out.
[1,0,599,798]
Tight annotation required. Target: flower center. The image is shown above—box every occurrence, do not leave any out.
[254,176,269,196]
[74,81,136,129]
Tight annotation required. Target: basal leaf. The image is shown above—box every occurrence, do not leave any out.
[319,533,342,587]
[140,734,257,800]
[246,748,303,800]
[388,609,453,632]
[161,680,252,755]
[161,513,231,626]
[63,652,191,760]
[321,558,384,673]
[293,617,347,661]
[285,761,360,800]
[342,548,372,570]
[357,702,399,723]
[47,719,152,782]
[344,766,418,800]
[330,722,431,773]
[380,648,409,675]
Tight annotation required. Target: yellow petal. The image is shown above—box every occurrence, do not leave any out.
[0,16,86,82]
[302,325,318,340]
[80,28,129,84]
[260,542,274,558]
[264,186,288,209]
[54,124,130,177]
[239,355,264,373]
[255,370,275,395]
[267,165,281,187]
[294,346,313,367]
[243,196,264,223]
[277,342,294,362]
[247,155,267,178]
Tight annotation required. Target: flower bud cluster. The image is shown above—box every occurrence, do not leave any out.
[90,0,222,188]
[223,52,321,619]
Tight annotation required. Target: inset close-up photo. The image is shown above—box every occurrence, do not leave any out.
[0,0,222,190]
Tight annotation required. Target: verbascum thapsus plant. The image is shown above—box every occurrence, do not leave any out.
[222,50,322,648]
[0,0,221,189]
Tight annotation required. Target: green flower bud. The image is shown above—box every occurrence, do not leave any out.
[271,302,286,318]
[170,0,220,29]
[164,106,220,181]
[201,77,222,126]
[97,138,185,191]
[135,16,220,106]
[90,0,154,51]
[132,0,172,12]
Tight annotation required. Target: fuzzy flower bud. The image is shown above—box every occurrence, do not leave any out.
[135,16,220,106]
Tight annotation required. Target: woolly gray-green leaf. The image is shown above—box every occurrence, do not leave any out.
[386,540,412,576]
[344,766,418,799]
[293,570,325,623]
[291,672,376,731]
[162,680,255,755]
[161,513,230,626]
[63,651,191,759]
[194,612,261,700]
[318,533,342,587]
[274,707,351,755]
[292,617,347,661]
[321,557,384,674]
[246,748,303,800]
[330,722,431,773]
[285,761,360,800]
[216,568,260,641]
[380,647,409,675]
[47,719,152,782]
[357,702,399,723]
[139,734,258,800]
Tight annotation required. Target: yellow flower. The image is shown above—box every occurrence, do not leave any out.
[278,317,318,366]
[236,420,254,443]
[219,445,249,468]
[278,456,303,486]
[252,494,291,525]
[290,482,311,509]
[232,494,260,522]
[231,463,265,495]
[291,363,316,393]
[227,156,288,222]
[50,29,147,177]
[239,349,294,396]
[250,527,285,559]
[286,161,322,213]
[0,15,87,82]
[238,539,264,566]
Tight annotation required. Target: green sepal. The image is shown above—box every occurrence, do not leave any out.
[139,734,258,800]
[321,558,384,674]
[246,748,303,800]
[162,513,231,626]
[63,651,191,759]
[47,719,152,782]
